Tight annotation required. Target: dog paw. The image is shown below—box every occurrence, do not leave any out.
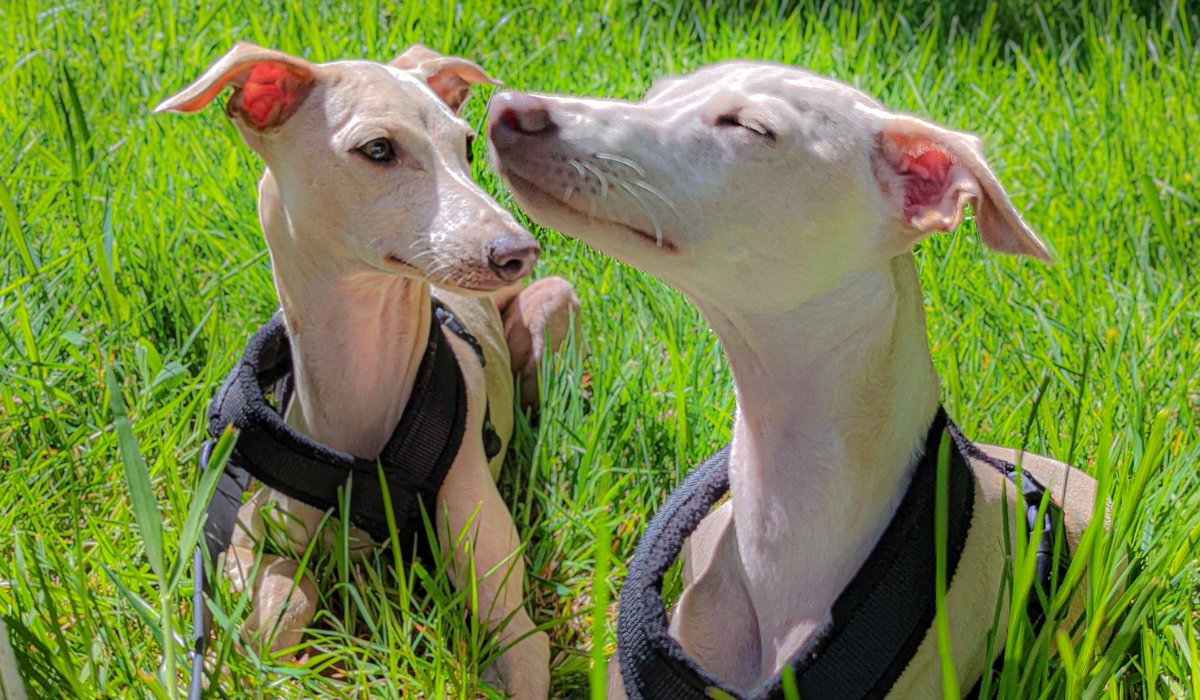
[502,276,581,411]
[481,629,550,700]
[237,555,318,657]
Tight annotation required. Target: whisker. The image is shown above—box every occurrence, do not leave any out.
[633,180,682,224]
[580,161,609,202]
[618,181,665,247]
[406,249,437,266]
[595,152,646,178]
[424,260,452,281]
[568,159,588,209]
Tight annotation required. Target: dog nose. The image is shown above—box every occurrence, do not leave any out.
[489,91,555,137]
[487,235,540,281]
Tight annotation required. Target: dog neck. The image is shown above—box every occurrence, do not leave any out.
[696,254,940,668]
[258,172,432,458]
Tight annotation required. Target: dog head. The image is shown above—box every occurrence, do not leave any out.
[158,43,538,293]
[489,61,1047,308]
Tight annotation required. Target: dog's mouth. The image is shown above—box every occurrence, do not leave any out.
[384,253,418,272]
[383,253,507,294]
[446,276,508,293]
[502,168,678,253]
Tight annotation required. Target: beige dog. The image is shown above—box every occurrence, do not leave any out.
[157,43,580,699]
[488,62,1096,698]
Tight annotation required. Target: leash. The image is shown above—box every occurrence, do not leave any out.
[616,408,1066,700]
[187,299,473,699]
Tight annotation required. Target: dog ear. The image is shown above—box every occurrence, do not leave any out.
[872,115,1051,262]
[154,42,317,130]
[391,45,500,113]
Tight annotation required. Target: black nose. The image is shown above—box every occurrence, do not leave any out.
[489,91,556,137]
[487,235,540,282]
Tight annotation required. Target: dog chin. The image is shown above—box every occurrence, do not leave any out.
[500,168,678,255]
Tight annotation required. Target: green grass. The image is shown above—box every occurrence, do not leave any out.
[1,0,1198,697]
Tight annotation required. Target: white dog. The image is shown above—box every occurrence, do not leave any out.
[157,43,580,699]
[488,61,1096,699]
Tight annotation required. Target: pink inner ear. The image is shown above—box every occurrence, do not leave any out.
[887,136,952,225]
[425,71,474,113]
[882,133,976,232]
[239,63,298,128]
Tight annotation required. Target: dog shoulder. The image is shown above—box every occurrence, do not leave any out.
[435,292,515,419]
[444,331,490,415]
[966,446,1102,643]
[681,500,733,584]
[670,502,763,690]
[889,448,1098,700]
[970,445,1101,551]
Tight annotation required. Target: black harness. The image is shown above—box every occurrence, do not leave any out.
[617,408,1065,700]
[188,300,481,700]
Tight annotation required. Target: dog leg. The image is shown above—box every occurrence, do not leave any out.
[499,276,580,411]
[606,660,631,700]
[224,491,320,657]
[668,512,762,692]
[437,453,549,700]
[226,545,319,655]
[607,503,761,696]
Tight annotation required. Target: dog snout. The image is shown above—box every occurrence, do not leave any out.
[489,91,556,139]
[487,234,540,282]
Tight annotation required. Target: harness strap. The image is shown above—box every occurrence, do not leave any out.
[434,302,503,461]
[617,408,1063,700]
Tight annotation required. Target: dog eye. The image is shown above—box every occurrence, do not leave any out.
[357,138,397,163]
[465,133,475,164]
[715,112,775,141]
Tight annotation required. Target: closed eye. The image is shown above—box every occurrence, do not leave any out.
[465,132,475,165]
[715,112,775,141]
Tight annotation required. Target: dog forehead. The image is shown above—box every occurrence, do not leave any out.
[647,61,881,114]
[320,60,463,126]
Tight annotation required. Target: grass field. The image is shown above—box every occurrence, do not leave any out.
[1,0,1199,698]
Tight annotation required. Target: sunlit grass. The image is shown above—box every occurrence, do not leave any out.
[0,0,1197,698]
